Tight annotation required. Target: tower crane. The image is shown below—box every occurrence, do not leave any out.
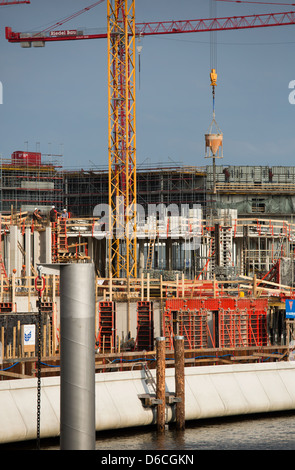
[5,1,295,278]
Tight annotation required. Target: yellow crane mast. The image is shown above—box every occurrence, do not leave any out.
[107,0,137,279]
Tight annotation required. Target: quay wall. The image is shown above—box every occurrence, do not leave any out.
[1,362,295,444]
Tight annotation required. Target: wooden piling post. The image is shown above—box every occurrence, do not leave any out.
[156,336,166,433]
[174,335,185,431]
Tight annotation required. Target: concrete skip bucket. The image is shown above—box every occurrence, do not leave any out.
[205,116,223,158]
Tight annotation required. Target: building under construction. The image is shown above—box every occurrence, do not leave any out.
[3,150,295,279]
[0,150,295,373]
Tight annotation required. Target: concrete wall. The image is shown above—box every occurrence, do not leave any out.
[115,301,161,343]
[6,226,51,277]
[1,362,295,444]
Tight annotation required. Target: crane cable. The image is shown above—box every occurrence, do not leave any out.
[210,0,217,116]
[33,0,105,36]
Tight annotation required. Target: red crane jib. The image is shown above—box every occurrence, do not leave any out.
[5,10,295,43]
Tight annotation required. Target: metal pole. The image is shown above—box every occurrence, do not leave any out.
[174,335,185,431]
[156,336,166,433]
[60,263,96,450]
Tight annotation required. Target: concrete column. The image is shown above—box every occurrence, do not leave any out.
[5,230,10,275]
[9,225,18,276]
[87,237,94,260]
[165,239,172,271]
[44,226,52,263]
[139,240,145,275]
[25,228,31,276]
[33,231,40,267]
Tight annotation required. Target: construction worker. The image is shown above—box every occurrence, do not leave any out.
[33,207,42,225]
[21,264,26,287]
[223,167,230,183]
[50,206,59,223]
[61,208,68,219]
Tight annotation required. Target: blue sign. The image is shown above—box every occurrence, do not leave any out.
[286,299,295,318]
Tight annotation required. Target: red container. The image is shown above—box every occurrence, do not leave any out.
[11,151,41,166]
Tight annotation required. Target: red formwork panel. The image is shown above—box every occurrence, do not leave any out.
[136,301,154,351]
[165,297,269,349]
[164,299,184,349]
[185,298,204,310]
[166,298,185,311]
[98,301,116,352]
[163,306,208,350]
[179,308,208,349]
[248,299,268,346]
[219,309,248,348]
[163,307,174,350]
[164,299,208,349]
[0,302,13,313]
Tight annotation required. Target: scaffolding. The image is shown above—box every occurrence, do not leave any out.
[51,218,68,262]
[63,167,109,217]
[2,160,295,283]
[0,155,63,215]
[63,164,207,218]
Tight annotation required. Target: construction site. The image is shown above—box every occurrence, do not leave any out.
[1,154,295,370]
[1,0,295,374]
[2,0,295,449]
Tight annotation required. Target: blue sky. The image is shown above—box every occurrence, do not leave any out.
[0,0,294,170]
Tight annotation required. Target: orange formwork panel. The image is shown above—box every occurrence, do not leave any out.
[178,308,208,349]
[163,304,208,350]
[98,301,116,352]
[165,297,269,349]
[136,301,154,351]
[218,309,248,348]
[0,302,13,313]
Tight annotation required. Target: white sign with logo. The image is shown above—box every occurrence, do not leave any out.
[23,324,35,353]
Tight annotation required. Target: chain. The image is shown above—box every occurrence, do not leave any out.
[36,289,42,450]
[35,267,45,450]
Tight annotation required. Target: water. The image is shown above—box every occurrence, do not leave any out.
[93,412,295,451]
[6,411,293,451]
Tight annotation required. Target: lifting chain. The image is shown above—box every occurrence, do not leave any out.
[35,266,45,450]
